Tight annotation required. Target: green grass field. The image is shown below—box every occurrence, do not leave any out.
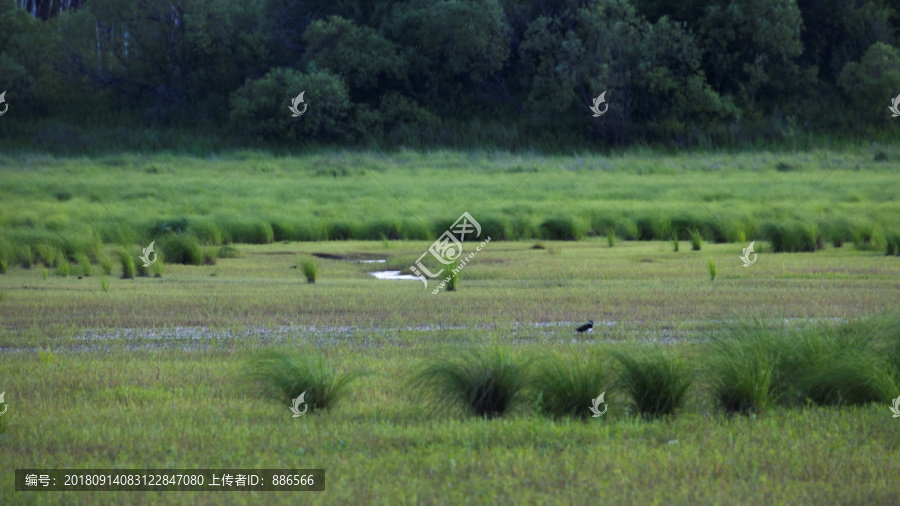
[1,149,900,504]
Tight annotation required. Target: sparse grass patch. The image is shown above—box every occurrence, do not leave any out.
[614,349,692,419]
[413,347,529,418]
[217,245,242,258]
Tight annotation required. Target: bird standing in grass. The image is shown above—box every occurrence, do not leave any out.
[576,320,594,333]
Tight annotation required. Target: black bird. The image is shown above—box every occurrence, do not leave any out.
[576,320,594,333]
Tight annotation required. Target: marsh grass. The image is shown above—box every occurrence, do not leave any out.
[708,327,781,415]
[55,257,71,277]
[117,248,135,279]
[100,276,109,292]
[690,229,703,251]
[217,245,242,258]
[707,260,717,281]
[531,350,610,419]
[76,253,91,276]
[413,347,529,418]
[202,247,218,265]
[160,234,202,265]
[607,228,616,247]
[99,254,114,275]
[243,350,364,411]
[614,349,692,419]
[300,257,318,283]
[671,233,679,252]
[446,260,460,291]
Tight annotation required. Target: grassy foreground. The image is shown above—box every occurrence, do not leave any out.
[1,240,899,503]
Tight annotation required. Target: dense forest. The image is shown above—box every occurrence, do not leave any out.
[1,0,899,150]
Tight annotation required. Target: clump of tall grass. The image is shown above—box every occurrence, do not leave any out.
[219,216,275,244]
[671,233,679,252]
[606,227,616,247]
[614,349,692,419]
[531,350,610,419]
[18,245,34,268]
[446,259,459,291]
[55,257,71,277]
[100,277,109,292]
[99,253,114,275]
[202,247,218,265]
[413,347,529,418]
[690,229,703,251]
[0,240,10,274]
[766,220,824,252]
[885,231,900,256]
[540,216,586,241]
[117,248,135,279]
[75,253,91,276]
[707,260,717,281]
[160,234,202,265]
[707,326,781,415]
[243,350,364,411]
[300,257,318,284]
[33,244,59,267]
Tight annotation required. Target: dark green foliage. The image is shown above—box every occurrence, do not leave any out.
[532,350,610,419]
[160,234,202,265]
[765,220,823,252]
[244,350,364,411]
[217,245,242,259]
[614,350,692,419]
[413,347,528,418]
[539,216,586,241]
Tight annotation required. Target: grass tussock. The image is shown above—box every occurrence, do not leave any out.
[614,349,692,419]
[690,229,703,251]
[413,347,529,418]
[707,259,717,281]
[117,248,135,279]
[160,234,202,265]
[300,257,318,284]
[531,350,610,419]
[446,259,459,291]
[243,350,364,412]
[606,228,616,248]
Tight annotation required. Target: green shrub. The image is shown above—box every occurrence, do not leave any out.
[413,347,529,418]
[690,229,703,251]
[532,350,610,419]
[766,220,823,252]
[707,259,717,281]
[244,350,364,411]
[160,234,202,265]
[614,349,692,419]
[300,257,318,284]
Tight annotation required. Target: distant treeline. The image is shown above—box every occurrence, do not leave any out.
[1,0,899,150]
